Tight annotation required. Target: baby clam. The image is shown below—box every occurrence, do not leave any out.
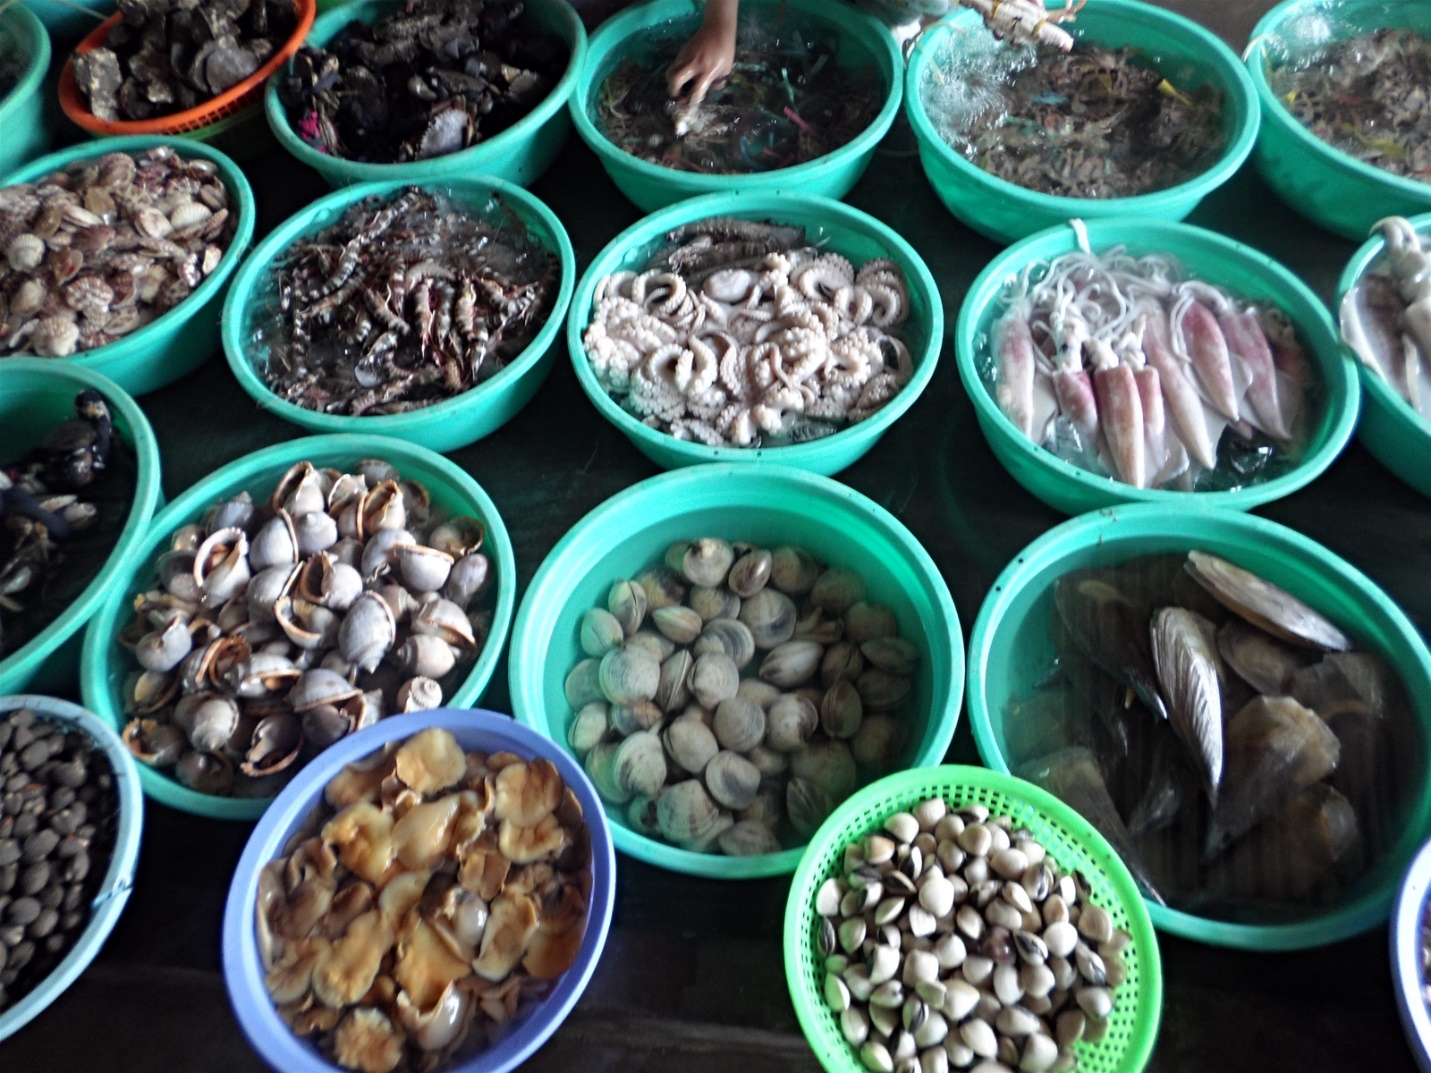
[740,588,797,649]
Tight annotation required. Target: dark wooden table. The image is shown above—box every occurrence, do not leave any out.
[5,2,1431,1069]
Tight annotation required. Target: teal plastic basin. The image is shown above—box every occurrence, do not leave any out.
[1247,0,1431,241]
[222,177,575,453]
[1336,212,1431,498]
[509,463,964,879]
[18,0,105,47]
[0,360,162,698]
[265,0,586,188]
[906,0,1260,245]
[966,503,1431,950]
[0,5,51,179]
[3,136,256,397]
[570,0,903,213]
[954,217,1359,515]
[78,433,517,820]
[567,191,942,475]
[0,694,143,1042]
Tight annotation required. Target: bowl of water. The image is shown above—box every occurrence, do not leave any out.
[954,217,1359,515]
[906,0,1259,245]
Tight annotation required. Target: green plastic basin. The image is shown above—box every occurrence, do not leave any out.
[1336,212,1431,498]
[265,0,586,188]
[3,136,256,397]
[906,0,1259,245]
[954,217,1359,515]
[222,177,575,453]
[567,191,942,475]
[0,360,162,698]
[18,0,105,47]
[79,433,517,820]
[785,765,1162,1073]
[1247,0,1431,241]
[509,463,964,879]
[0,5,51,179]
[570,0,902,213]
[966,503,1431,950]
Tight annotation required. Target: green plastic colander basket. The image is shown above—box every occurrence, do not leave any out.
[784,765,1163,1073]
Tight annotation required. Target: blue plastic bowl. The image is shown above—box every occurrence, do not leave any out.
[1394,835,1431,1073]
[222,708,615,1073]
[0,694,144,1043]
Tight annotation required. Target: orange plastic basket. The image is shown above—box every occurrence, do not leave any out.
[58,0,315,136]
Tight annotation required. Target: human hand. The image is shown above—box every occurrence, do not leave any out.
[667,0,738,105]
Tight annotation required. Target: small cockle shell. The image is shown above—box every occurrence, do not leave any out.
[727,548,773,598]
[689,585,741,623]
[294,511,339,558]
[636,565,686,610]
[844,602,899,647]
[568,702,610,755]
[791,739,857,800]
[739,588,797,650]
[765,692,819,752]
[851,714,907,770]
[584,742,629,804]
[793,607,844,646]
[821,679,864,739]
[822,641,865,688]
[657,779,720,842]
[339,592,397,673]
[564,658,604,709]
[397,544,454,594]
[663,714,720,775]
[655,648,693,714]
[250,512,299,571]
[811,568,867,615]
[627,629,675,663]
[681,538,735,588]
[651,605,703,646]
[787,776,834,836]
[6,233,45,272]
[610,700,663,736]
[704,750,761,810]
[412,596,476,650]
[861,637,921,675]
[580,608,625,658]
[718,819,782,856]
[694,617,756,669]
[360,528,417,583]
[194,526,251,603]
[598,646,661,706]
[770,545,821,595]
[690,651,739,709]
[396,635,458,679]
[759,639,824,689]
[614,731,667,798]
[607,578,647,636]
[712,696,766,753]
[856,669,913,710]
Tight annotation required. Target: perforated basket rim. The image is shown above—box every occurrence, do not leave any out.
[783,765,1163,1073]
[58,0,315,135]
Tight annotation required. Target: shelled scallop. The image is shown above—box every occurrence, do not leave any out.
[118,460,497,799]
[565,537,920,855]
[258,728,591,1072]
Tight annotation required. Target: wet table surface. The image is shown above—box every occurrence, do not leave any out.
[5,1,1431,1070]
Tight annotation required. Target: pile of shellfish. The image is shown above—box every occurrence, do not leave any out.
[566,537,919,856]
[0,147,236,358]
[582,218,916,448]
[1340,216,1431,420]
[119,460,496,799]
[259,728,591,1072]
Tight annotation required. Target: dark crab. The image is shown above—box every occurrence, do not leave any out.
[277,0,567,164]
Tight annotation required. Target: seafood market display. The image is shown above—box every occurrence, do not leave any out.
[277,0,566,164]
[593,13,881,174]
[814,799,1131,1073]
[250,187,558,417]
[2,391,133,662]
[0,707,119,1015]
[988,239,1313,491]
[583,219,915,447]
[1341,216,1431,419]
[0,147,237,358]
[257,728,592,1072]
[921,36,1226,198]
[73,0,301,121]
[1267,28,1431,184]
[566,538,919,855]
[118,460,497,799]
[1005,551,1415,918]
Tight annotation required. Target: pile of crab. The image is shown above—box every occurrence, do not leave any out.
[582,218,915,448]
